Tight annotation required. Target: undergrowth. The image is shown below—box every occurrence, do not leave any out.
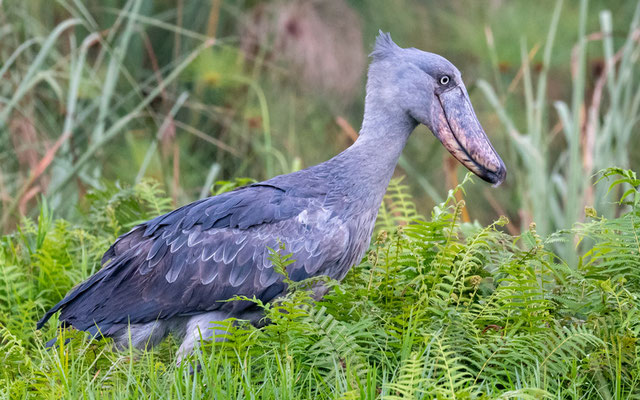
[2,168,640,399]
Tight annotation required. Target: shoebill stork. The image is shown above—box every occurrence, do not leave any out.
[38,32,506,360]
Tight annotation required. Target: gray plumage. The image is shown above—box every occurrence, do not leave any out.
[37,32,506,359]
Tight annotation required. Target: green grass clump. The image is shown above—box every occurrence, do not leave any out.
[2,168,640,398]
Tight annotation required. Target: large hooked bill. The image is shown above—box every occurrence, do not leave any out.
[434,85,506,186]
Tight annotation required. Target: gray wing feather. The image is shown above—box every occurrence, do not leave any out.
[38,178,368,333]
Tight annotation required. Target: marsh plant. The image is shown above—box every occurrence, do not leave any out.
[2,168,640,398]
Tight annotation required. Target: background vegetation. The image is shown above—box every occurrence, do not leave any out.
[3,170,640,398]
[2,0,640,398]
[1,0,639,235]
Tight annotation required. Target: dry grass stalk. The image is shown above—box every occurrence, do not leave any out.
[581,28,640,210]
[335,116,358,142]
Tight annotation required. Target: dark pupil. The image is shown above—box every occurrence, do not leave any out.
[441,76,449,84]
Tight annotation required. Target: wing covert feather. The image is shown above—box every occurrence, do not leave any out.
[42,178,376,332]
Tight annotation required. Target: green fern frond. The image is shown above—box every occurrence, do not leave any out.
[383,351,425,399]
[430,333,474,398]
[376,177,421,232]
[303,306,371,380]
[0,325,31,375]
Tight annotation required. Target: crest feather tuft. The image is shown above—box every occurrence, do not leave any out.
[370,30,401,60]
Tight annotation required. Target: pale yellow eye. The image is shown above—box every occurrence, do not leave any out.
[439,75,450,85]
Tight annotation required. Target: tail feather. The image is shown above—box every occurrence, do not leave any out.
[44,337,72,348]
[36,260,121,330]
[43,324,102,348]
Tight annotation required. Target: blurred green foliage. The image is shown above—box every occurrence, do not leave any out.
[0,0,639,236]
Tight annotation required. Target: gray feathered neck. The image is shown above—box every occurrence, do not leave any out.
[317,33,417,209]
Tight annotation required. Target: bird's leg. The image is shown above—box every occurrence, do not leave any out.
[175,311,229,366]
[113,319,169,351]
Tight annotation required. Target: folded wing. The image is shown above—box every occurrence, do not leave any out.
[37,178,362,334]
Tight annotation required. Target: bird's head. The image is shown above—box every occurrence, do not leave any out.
[366,32,506,186]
